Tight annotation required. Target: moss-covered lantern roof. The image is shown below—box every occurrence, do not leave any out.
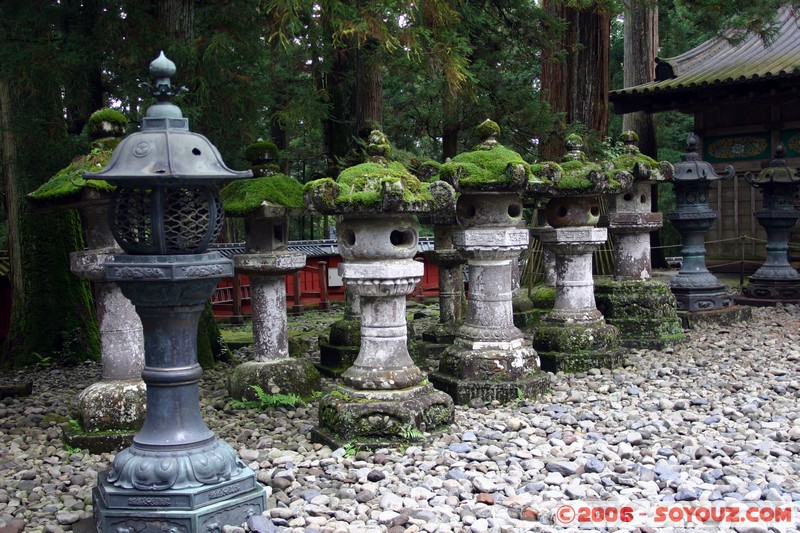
[744,143,800,186]
[304,130,456,216]
[219,139,304,217]
[28,108,126,208]
[438,120,547,193]
[611,131,674,182]
[527,134,633,198]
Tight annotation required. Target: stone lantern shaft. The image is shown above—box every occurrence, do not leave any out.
[222,148,320,401]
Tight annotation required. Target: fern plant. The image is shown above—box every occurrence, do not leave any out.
[229,385,306,410]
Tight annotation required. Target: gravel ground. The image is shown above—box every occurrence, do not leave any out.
[0,304,799,532]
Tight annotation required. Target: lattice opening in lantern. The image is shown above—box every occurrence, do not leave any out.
[110,187,224,255]
[111,188,154,253]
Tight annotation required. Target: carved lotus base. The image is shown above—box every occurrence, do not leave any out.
[312,383,453,449]
[108,439,244,491]
[94,466,264,533]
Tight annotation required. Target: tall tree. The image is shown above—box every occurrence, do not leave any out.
[540,0,611,160]
[0,1,100,367]
[621,0,657,156]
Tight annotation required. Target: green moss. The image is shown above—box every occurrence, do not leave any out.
[28,145,116,204]
[220,173,304,215]
[86,108,127,140]
[416,160,442,181]
[244,141,278,163]
[366,130,391,159]
[197,302,227,369]
[476,119,501,139]
[305,161,436,209]
[440,145,532,189]
[613,152,660,171]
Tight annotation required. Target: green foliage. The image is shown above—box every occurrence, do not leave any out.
[399,425,425,441]
[220,174,305,215]
[230,385,306,410]
[64,443,82,455]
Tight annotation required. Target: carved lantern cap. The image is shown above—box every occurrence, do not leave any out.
[745,143,800,186]
[525,133,633,199]
[611,131,674,183]
[84,52,252,188]
[671,132,735,183]
[304,130,455,216]
[437,119,543,194]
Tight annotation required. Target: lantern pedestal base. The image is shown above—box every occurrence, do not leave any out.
[677,305,752,328]
[93,467,265,532]
[418,321,460,362]
[431,340,549,405]
[534,322,624,373]
[312,383,453,449]
[738,278,800,306]
[594,279,684,349]
[229,358,320,400]
[67,379,146,453]
[429,369,550,406]
[512,294,539,330]
[315,318,361,377]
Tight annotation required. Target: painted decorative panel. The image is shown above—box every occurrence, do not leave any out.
[780,129,800,157]
[704,133,770,162]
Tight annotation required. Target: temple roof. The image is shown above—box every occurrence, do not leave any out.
[610,6,800,114]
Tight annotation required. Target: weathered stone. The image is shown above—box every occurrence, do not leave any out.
[594,279,683,349]
[307,136,455,446]
[71,247,146,437]
[317,285,361,377]
[230,244,320,399]
[533,226,623,372]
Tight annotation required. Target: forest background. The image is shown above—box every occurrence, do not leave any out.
[0,0,793,367]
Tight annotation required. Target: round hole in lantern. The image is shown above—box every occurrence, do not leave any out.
[623,193,633,202]
[390,229,416,248]
[341,229,356,247]
[507,203,522,219]
[546,197,601,228]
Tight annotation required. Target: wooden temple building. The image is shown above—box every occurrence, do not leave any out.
[610,6,800,261]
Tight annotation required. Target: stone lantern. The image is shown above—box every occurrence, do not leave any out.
[738,143,800,305]
[429,120,549,404]
[527,134,632,372]
[223,141,320,400]
[28,108,146,452]
[416,160,466,357]
[594,131,683,348]
[666,133,751,325]
[305,131,455,446]
[85,52,265,531]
